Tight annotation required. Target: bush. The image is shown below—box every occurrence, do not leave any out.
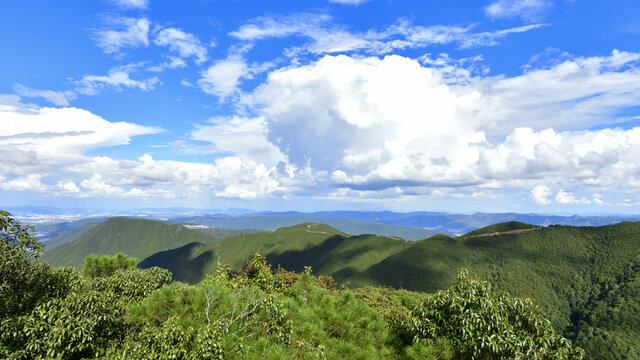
[82,253,137,278]
[408,269,585,359]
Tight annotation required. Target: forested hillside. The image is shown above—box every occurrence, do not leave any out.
[29,212,640,358]
[139,221,640,358]
[1,211,584,359]
[139,223,413,284]
[43,217,220,268]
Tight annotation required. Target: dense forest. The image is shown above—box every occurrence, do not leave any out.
[3,210,640,358]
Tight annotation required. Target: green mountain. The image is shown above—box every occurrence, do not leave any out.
[139,223,413,284]
[140,221,640,358]
[348,222,640,358]
[43,217,221,268]
[42,216,640,358]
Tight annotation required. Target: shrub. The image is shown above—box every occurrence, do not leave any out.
[82,253,137,278]
[408,269,585,359]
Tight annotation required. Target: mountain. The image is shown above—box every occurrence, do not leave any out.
[349,222,640,358]
[139,223,413,284]
[140,220,640,358]
[43,216,640,358]
[170,214,452,240]
[256,211,640,235]
[43,217,221,268]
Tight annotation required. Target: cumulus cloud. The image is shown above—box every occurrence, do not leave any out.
[198,56,248,99]
[0,97,296,200]
[1,174,47,192]
[248,53,640,204]
[153,27,208,64]
[70,154,291,200]
[485,0,553,22]
[191,116,285,166]
[531,185,552,204]
[6,47,640,208]
[93,17,150,55]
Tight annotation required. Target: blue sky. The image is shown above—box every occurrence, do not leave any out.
[2,0,640,214]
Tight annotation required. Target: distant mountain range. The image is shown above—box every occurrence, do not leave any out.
[251,210,640,234]
[170,213,451,240]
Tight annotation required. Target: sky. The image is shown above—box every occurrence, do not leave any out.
[1,0,640,214]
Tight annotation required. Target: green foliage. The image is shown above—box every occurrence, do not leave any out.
[116,269,294,359]
[1,210,44,256]
[408,269,584,359]
[1,212,632,359]
[1,211,76,318]
[4,286,123,359]
[568,256,640,359]
[82,252,137,278]
[90,266,172,301]
[1,228,171,360]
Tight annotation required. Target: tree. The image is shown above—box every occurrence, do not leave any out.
[82,253,137,278]
[0,210,70,317]
[409,269,585,359]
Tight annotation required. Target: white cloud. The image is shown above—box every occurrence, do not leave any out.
[329,0,371,5]
[77,64,160,95]
[249,53,640,202]
[110,0,149,10]
[0,102,159,157]
[57,181,80,193]
[229,14,545,55]
[71,154,291,200]
[6,48,640,207]
[468,49,640,135]
[153,27,208,64]
[0,97,295,200]
[531,185,552,204]
[93,17,150,55]
[13,84,75,106]
[1,174,47,191]
[485,0,553,22]
[191,116,285,166]
[15,63,162,103]
[555,190,576,204]
[147,56,187,72]
[198,56,248,99]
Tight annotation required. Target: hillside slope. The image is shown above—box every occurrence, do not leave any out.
[139,223,412,284]
[347,221,640,358]
[43,217,219,268]
[52,219,640,359]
